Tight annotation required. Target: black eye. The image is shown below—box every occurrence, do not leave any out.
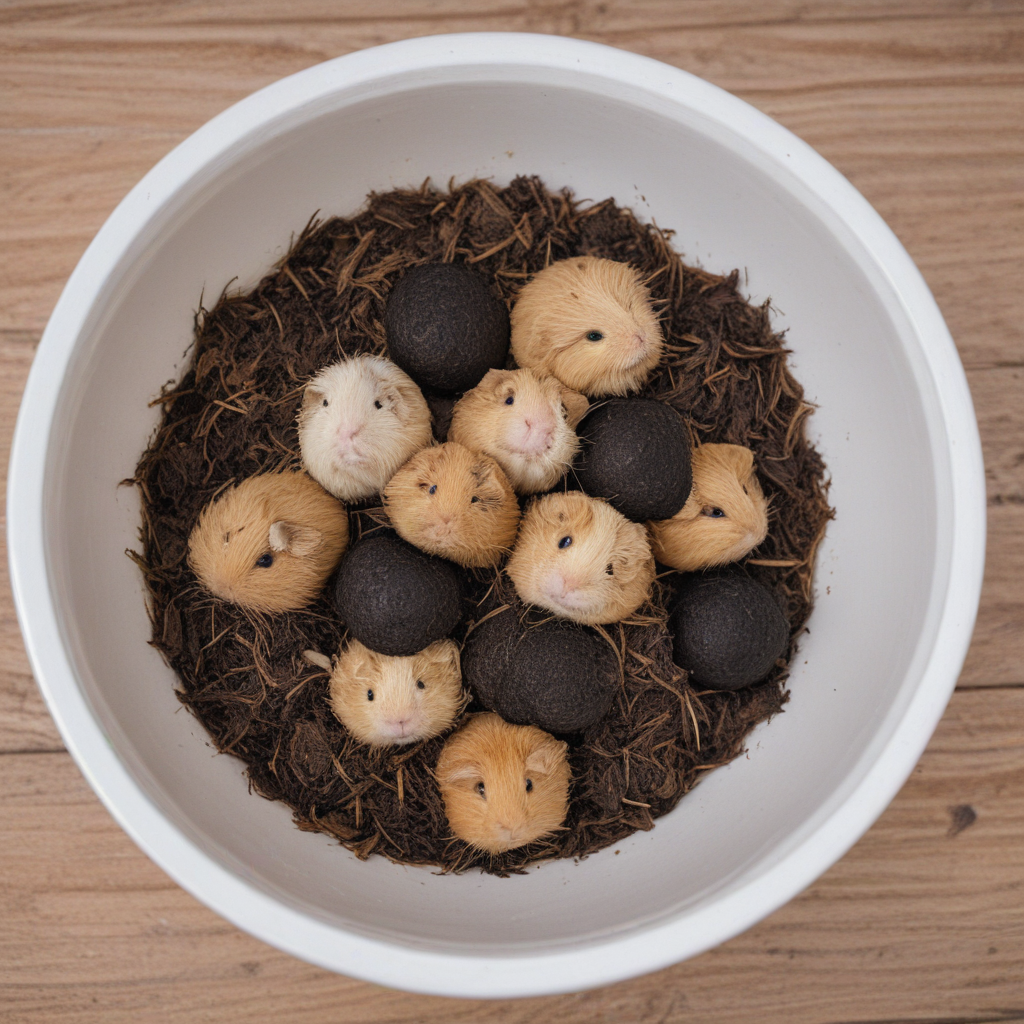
[256,553,273,568]
[504,395,514,405]
[704,506,726,518]
[476,781,486,798]
[416,680,425,690]
[586,330,604,342]
[526,778,533,793]
[471,496,480,503]
[374,400,382,409]
[429,484,437,495]
[322,398,328,407]
[606,563,614,576]
[558,536,572,549]
[367,689,374,701]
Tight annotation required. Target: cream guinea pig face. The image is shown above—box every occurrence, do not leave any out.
[297,354,432,502]
[506,491,655,625]
[510,256,665,398]
[187,472,350,614]
[328,638,463,747]
[448,368,589,495]
[648,443,769,573]
[436,713,570,855]
[383,441,520,568]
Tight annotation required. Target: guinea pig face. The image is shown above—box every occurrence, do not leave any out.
[448,368,590,494]
[297,354,432,502]
[329,638,463,746]
[383,442,520,568]
[187,472,350,614]
[436,713,570,854]
[506,492,655,625]
[648,443,769,573]
[510,257,665,398]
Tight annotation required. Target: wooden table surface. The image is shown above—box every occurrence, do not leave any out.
[2,2,1022,1021]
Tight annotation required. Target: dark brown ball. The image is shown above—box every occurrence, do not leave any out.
[333,532,462,657]
[462,607,619,733]
[669,571,789,690]
[385,263,510,393]
[573,398,692,521]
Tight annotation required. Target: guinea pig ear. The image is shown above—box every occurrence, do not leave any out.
[525,736,568,777]
[268,521,323,557]
[559,386,589,428]
[442,758,484,784]
[478,368,510,393]
[302,384,327,411]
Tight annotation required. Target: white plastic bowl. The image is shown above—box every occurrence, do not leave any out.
[8,33,985,997]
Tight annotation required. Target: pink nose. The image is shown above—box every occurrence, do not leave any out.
[632,333,646,349]
[336,423,362,446]
[387,717,411,733]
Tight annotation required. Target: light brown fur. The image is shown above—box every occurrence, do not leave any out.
[510,256,665,397]
[328,639,463,747]
[506,491,654,625]
[383,442,521,568]
[436,713,569,854]
[187,472,349,613]
[448,367,589,495]
[648,444,769,572]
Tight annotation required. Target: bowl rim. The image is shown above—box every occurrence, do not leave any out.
[6,31,986,997]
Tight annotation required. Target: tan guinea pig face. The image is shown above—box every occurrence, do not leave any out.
[329,639,463,746]
[297,354,432,502]
[436,713,570,854]
[187,472,349,614]
[510,256,665,397]
[448,368,589,495]
[506,492,655,625]
[383,442,521,568]
[648,443,769,573]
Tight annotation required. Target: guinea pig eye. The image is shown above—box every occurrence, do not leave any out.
[471,496,480,504]
[374,400,382,409]
[702,506,726,518]
[526,778,533,793]
[416,680,425,690]
[429,484,437,495]
[476,781,486,799]
[558,536,572,549]
[504,395,514,406]
[605,563,614,576]
[255,553,273,568]
[322,399,328,407]
[586,330,604,342]
[367,689,374,701]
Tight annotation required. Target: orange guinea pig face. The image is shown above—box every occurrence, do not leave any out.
[436,714,570,855]
[506,492,655,625]
[329,639,463,747]
[383,442,520,568]
[297,354,432,503]
[510,257,665,397]
[448,368,589,495]
[649,443,770,573]
[187,472,350,614]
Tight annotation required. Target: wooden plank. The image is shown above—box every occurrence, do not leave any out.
[1,686,1022,1022]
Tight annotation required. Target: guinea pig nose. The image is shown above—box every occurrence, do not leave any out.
[632,333,646,348]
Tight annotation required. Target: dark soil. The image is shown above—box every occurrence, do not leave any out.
[129,176,833,875]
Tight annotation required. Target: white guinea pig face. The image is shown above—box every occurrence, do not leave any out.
[329,639,462,747]
[297,354,431,502]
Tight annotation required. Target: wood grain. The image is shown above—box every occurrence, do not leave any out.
[2,688,1023,1023]
[1,1,1022,1020]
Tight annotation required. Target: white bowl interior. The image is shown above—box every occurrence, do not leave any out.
[25,43,968,984]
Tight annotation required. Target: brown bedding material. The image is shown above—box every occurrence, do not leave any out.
[130,176,833,875]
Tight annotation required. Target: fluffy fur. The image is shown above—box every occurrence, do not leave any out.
[187,471,349,613]
[297,354,432,502]
[648,444,769,572]
[510,256,665,397]
[383,442,521,568]
[506,491,655,625]
[328,638,463,747]
[447,367,589,494]
[436,713,570,854]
